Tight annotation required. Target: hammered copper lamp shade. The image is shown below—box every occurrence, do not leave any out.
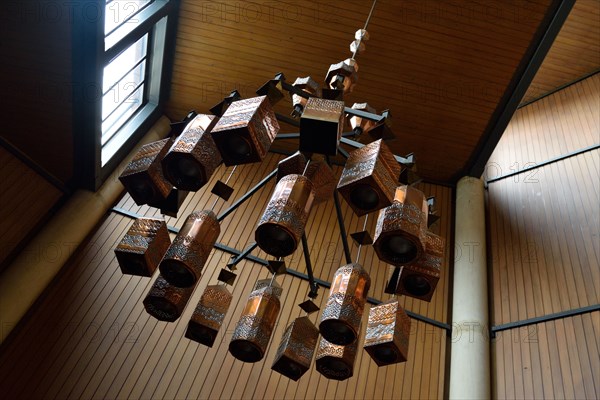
[396,232,445,302]
[143,274,194,322]
[114,218,170,277]
[210,95,280,166]
[159,210,220,288]
[315,328,360,381]
[364,299,411,366]
[271,316,319,381]
[185,284,233,347]
[303,159,336,203]
[229,283,282,363]
[276,151,307,182]
[319,263,370,345]
[337,139,401,216]
[255,175,315,258]
[161,114,222,191]
[119,138,173,206]
[373,185,429,265]
[299,97,345,156]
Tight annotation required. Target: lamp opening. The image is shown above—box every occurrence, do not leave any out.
[319,320,356,345]
[165,157,204,188]
[255,224,295,257]
[131,181,155,203]
[223,134,252,160]
[160,260,196,288]
[229,340,263,363]
[402,274,431,296]
[381,235,418,264]
[349,184,379,210]
[372,346,398,364]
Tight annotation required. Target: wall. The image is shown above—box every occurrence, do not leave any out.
[485,74,599,399]
[0,1,74,185]
[0,152,453,399]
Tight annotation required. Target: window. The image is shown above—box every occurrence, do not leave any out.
[74,0,178,189]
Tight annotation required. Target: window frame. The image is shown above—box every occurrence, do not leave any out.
[73,0,179,190]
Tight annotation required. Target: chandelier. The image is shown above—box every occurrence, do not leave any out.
[115,0,445,382]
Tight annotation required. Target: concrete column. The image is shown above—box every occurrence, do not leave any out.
[449,176,490,399]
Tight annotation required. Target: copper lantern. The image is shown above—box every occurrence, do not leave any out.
[229,282,282,363]
[271,316,319,381]
[319,263,370,345]
[291,76,320,117]
[347,102,377,136]
[396,231,445,302]
[373,185,429,265]
[364,299,411,366]
[119,138,173,205]
[315,327,360,381]
[114,218,170,277]
[276,151,307,182]
[185,284,233,347]
[161,114,222,191]
[299,97,345,156]
[325,58,358,94]
[210,96,279,166]
[337,139,401,216]
[255,174,315,257]
[159,210,220,288]
[143,274,194,322]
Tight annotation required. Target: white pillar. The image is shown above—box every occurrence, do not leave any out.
[449,176,490,399]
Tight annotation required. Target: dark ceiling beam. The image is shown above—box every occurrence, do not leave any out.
[461,0,576,180]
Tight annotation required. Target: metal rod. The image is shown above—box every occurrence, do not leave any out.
[344,107,385,123]
[230,242,259,266]
[490,303,600,337]
[326,156,352,264]
[274,133,300,140]
[355,213,369,264]
[338,147,350,159]
[351,0,378,60]
[301,234,317,294]
[340,137,412,165]
[217,168,277,222]
[274,113,301,128]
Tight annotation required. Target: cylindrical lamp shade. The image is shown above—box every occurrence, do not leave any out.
[119,138,173,206]
[255,175,315,257]
[337,139,401,216]
[315,328,360,381]
[143,274,194,322]
[114,218,170,277]
[319,263,370,345]
[373,186,428,265]
[229,284,282,363]
[185,284,233,347]
[161,114,222,191]
[364,299,411,366]
[271,316,319,381]
[210,96,280,166]
[397,232,445,302]
[159,210,220,288]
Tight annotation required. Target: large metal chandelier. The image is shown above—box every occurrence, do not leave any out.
[115,0,445,382]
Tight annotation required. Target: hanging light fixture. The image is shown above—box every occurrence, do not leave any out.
[185,284,233,347]
[364,298,411,366]
[229,277,282,363]
[143,274,195,322]
[337,139,401,216]
[161,114,222,191]
[373,185,429,265]
[114,218,170,277]
[159,210,220,288]
[319,263,370,345]
[119,138,173,206]
[210,96,280,166]
[113,0,449,381]
[255,174,316,257]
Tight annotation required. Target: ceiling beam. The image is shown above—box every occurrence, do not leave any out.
[461,0,576,181]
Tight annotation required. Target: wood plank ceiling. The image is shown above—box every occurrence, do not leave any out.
[165,0,558,183]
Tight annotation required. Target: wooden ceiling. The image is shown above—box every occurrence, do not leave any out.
[165,0,595,183]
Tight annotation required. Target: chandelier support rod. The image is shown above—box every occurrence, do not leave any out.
[275,113,300,128]
[301,233,318,296]
[228,241,259,268]
[217,168,277,222]
[327,156,353,264]
[351,0,378,60]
